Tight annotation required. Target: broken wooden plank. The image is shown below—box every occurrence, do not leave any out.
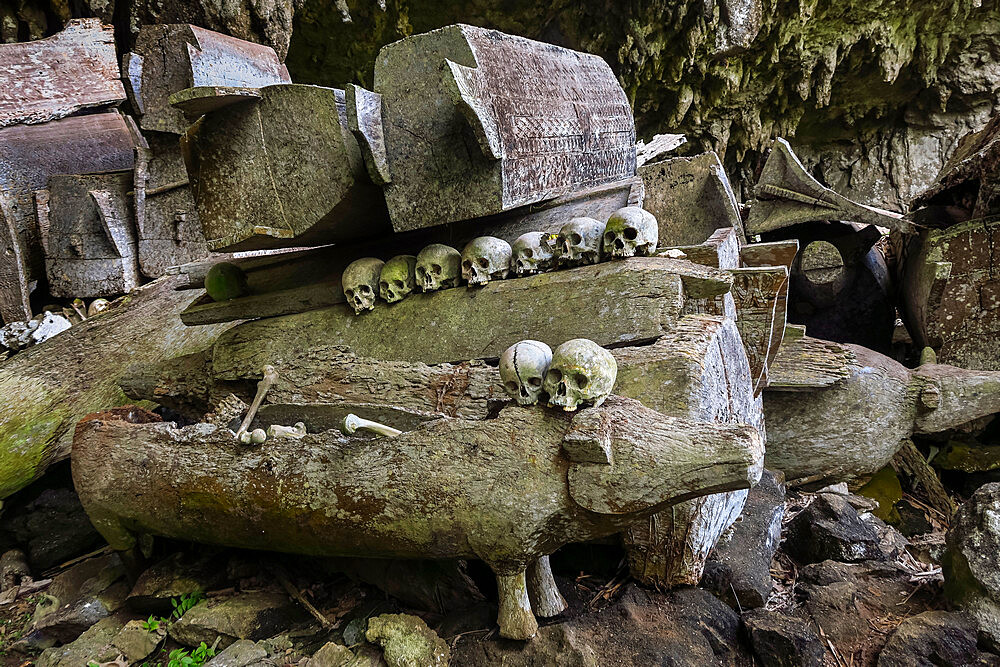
[0,197,31,323]
[639,151,745,246]
[179,84,391,252]
[740,240,799,268]
[900,215,1000,370]
[766,331,854,390]
[351,24,636,233]
[167,86,262,121]
[0,19,125,128]
[124,24,290,135]
[748,138,912,235]
[730,266,789,394]
[635,133,687,167]
[210,258,730,378]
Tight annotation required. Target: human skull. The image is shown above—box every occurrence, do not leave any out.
[379,255,417,303]
[556,218,605,267]
[511,232,557,276]
[415,244,461,292]
[461,236,512,286]
[342,257,384,314]
[603,207,659,258]
[543,339,617,412]
[499,340,553,406]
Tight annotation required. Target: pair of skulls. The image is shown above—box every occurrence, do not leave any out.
[549,206,658,268]
[499,338,617,411]
[342,255,419,313]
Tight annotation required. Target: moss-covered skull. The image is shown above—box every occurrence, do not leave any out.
[499,340,553,406]
[543,339,617,411]
[415,244,461,292]
[342,257,385,314]
[512,232,557,276]
[461,236,512,286]
[603,207,658,258]
[379,255,418,303]
[556,218,604,267]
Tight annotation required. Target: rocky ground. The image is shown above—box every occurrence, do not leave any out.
[0,460,995,666]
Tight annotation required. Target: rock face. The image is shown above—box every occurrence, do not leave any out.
[784,493,884,564]
[365,614,450,667]
[944,482,1000,650]
[168,589,307,649]
[877,611,996,666]
[742,608,825,667]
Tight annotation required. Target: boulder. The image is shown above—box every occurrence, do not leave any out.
[0,487,104,570]
[365,614,450,667]
[944,483,1000,650]
[702,469,785,609]
[877,611,996,666]
[111,618,165,663]
[168,588,307,650]
[742,608,824,666]
[305,641,373,667]
[204,639,268,667]
[784,493,883,564]
[127,551,228,613]
[34,613,127,667]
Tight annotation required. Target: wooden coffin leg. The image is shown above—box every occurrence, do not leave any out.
[494,567,537,640]
[526,555,566,618]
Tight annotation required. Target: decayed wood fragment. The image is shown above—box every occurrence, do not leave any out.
[124,24,290,135]
[729,266,789,394]
[766,332,854,390]
[764,338,1000,482]
[640,151,745,245]
[351,24,636,233]
[179,84,390,252]
[72,396,762,639]
[900,216,1000,370]
[0,276,234,499]
[0,19,125,128]
[0,112,138,322]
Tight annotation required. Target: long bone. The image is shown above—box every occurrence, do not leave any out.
[341,413,402,438]
[234,365,278,442]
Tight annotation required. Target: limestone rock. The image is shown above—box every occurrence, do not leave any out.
[365,614,449,667]
[127,552,227,613]
[111,619,164,663]
[877,611,996,666]
[204,639,268,667]
[0,487,103,570]
[784,493,884,564]
[743,608,825,667]
[702,469,785,609]
[168,589,306,650]
[35,613,127,667]
[944,483,1000,650]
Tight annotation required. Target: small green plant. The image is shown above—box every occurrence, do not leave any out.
[142,615,163,632]
[169,591,205,621]
[166,642,216,667]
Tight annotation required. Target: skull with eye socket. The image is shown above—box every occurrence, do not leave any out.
[379,255,418,303]
[342,257,385,314]
[461,236,512,286]
[602,207,658,258]
[556,218,604,267]
[415,244,461,292]
[511,232,557,276]
[499,340,553,406]
[543,339,617,411]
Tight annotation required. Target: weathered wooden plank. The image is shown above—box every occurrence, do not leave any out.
[766,331,854,390]
[740,240,799,268]
[210,258,730,378]
[167,86,262,121]
[730,266,789,394]
[180,84,391,252]
[0,19,125,128]
[124,24,290,135]
[635,133,686,167]
[900,216,1000,370]
[353,24,635,233]
[639,151,745,246]
[0,197,31,323]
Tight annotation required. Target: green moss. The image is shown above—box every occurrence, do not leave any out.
[933,440,1000,473]
[205,262,249,302]
[857,465,903,524]
[0,384,66,498]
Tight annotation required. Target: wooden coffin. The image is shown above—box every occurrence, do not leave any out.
[179,84,390,252]
[39,172,140,298]
[0,19,125,128]
[348,24,636,233]
[124,24,291,135]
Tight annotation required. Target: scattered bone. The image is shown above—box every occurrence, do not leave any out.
[342,257,384,314]
[379,255,417,304]
[267,422,306,439]
[87,299,110,317]
[341,413,403,438]
[544,339,618,412]
[234,365,278,442]
[511,232,557,276]
[239,428,267,445]
[499,340,553,406]
[415,244,462,292]
[461,237,512,286]
[603,206,659,258]
[556,218,604,267]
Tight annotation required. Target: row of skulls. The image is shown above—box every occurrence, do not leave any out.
[499,338,618,412]
[342,206,659,314]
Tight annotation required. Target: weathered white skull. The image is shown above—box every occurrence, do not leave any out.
[556,218,604,267]
[499,340,553,406]
[342,257,384,314]
[415,244,461,292]
[543,339,617,412]
[603,207,659,258]
[461,236,512,286]
[511,232,557,276]
[379,255,417,303]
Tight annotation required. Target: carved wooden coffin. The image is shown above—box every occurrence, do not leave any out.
[901,216,1000,370]
[0,19,125,128]
[179,84,389,252]
[135,132,208,278]
[640,152,745,245]
[39,172,140,298]
[347,24,636,233]
[0,112,138,322]
[124,24,291,135]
